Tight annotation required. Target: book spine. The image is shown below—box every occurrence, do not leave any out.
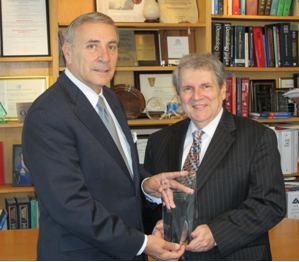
[215,0,219,14]
[246,0,258,15]
[228,0,233,14]
[223,23,231,67]
[18,202,30,229]
[273,26,279,67]
[245,30,249,67]
[249,26,255,67]
[230,26,235,66]
[225,77,232,112]
[258,0,266,14]
[232,77,237,114]
[232,0,240,14]
[265,25,275,67]
[292,30,298,67]
[253,26,266,67]
[283,0,293,15]
[0,142,4,186]
[30,198,38,229]
[234,26,245,67]
[277,0,287,16]
[223,0,228,14]
[212,0,215,14]
[219,0,224,14]
[6,199,18,230]
[236,78,242,116]
[280,23,292,67]
[241,78,250,117]
[264,0,272,15]
[276,25,282,67]
[212,22,223,62]
[270,0,280,15]
[294,0,299,16]
[263,33,268,67]
[240,0,246,14]
[249,112,271,116]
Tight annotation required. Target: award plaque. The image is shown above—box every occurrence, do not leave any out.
[171,95,186,117]
[0,102,8,123]
[111,84,145,119]
[117,30,138,67]
[145,97,167,119]
[163,173,197,258]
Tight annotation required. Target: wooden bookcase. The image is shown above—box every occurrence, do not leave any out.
[1,0,299,207]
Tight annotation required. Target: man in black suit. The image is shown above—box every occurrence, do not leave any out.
[144,53,286,260]
[22,12,189,261]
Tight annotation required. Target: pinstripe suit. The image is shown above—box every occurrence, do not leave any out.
[144,108,286,260]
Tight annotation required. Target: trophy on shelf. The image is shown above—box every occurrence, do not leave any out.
[162,172,197,260]
[142,0,160,23]
[0,102,8,123]
[145,97,167,119]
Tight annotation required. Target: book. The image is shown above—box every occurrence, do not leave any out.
[246,0,258,15]
[228,0,233,14]
[276,25,282,67]
[292,0,299,16]
[234,25,245,67]
[277,0,287,15]
[249,26,255,67]
[0,209,8,230]
[5,198,18,230]
[282,0,293,15]
[264,24,275,67]
[212,22,223,62]
[270,0,280,15]
[16,196,30,229]
[279,23,292,67]
[30,196,38,229]
[0,141,4,186]
[286,191,299,218]
[215,0,219,14]
[264,0,272,15]
[212,0,215,14]
[249,112,292,117]
[277,129,294,174]
[225,77,233,112]
[263,33,268,67]
[236,77,242,116]
[291,24,299,67]
[292,30,298,67]
[245,27,249,67]
[219,0,224,14]
[285,182,299,191]
[224,0,228,14]
[222,23,231,67]
[253,26,266,67]
[241,78,250,117]
[230,26,235,67]
[232,0,240,14]
[273,26,279,67]
[240,0,246,14]
[258,0,266,14]
[250,115,291,119]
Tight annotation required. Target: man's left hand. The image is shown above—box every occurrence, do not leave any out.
[143,171,194,209]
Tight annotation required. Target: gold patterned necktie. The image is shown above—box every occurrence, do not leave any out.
[182,130,205,187]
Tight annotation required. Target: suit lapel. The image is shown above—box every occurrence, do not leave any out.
[58,73,132,180]
[168,119,190,171]
[196,109,236,190]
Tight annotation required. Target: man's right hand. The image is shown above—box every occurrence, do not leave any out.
[144,235,185,261]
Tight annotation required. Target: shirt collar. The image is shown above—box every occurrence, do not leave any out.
[64,68,103,109]
[189,107,223,139]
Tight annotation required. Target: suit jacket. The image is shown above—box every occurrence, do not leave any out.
[144,108,286,260]
[22,72,149,261]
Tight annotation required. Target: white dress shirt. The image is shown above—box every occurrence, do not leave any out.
[64,69,147,256]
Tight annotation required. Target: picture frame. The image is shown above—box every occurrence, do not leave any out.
[12,144,33,187]
[251,79,276,112]
[274,88,293,113]
[279,77,294,88]
[134,30,161,66]
[0,0,50,57]
[134,71,174,105]
[0,75,49,120]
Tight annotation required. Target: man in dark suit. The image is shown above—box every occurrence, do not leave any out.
[144,53,286,260]
[22,12,189,261]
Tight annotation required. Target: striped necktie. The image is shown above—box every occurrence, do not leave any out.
[182,130,205,187]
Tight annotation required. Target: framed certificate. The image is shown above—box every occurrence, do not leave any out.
[0,0,50,56]
[0,76,49,120]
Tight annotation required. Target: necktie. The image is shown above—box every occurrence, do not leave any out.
[97,96,132,177]
[182,130,205,187]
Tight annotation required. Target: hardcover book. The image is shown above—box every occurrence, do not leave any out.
[234,26,245,67]
[292,0,299,16]
[279,23,292,67]
[30,196,38,229]
[249,26,255,67]
[16,196,30,229]
[241,78,250,117]
[253,26,266,67]
[5,198,18,230]
[225,77,233,112]
[228,0,233,14]
[232,0,240,14]
[222,23,231,67]
[276,0,286,16]
[236,77,242,116]
[0,209,8,230]
[264,0,272,15]
[230,26,235,67]
[273,26,279,67]
[212,22,223,62]
[264,25,275,67]
[282,0,293,16]
[232,77,237,114]
[291,30,298,67]
[246,0,258,15]
[218,0,224,14]
[258,0,266,14]
[270,0,280,15]
[240,0,246,14]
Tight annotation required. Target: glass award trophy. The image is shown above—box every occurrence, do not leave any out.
[0,102,8,123]
[162,173,197,255]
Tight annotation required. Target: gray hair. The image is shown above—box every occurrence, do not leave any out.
[64,12,119,47]
[172,53,226,94]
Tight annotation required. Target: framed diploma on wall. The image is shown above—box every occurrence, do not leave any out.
[0,75,49,120]
[0,0,50,57]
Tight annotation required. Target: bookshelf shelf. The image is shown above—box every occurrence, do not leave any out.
[225,67,299,72]
[212,15,299,21]
[252,117,299,123]
[0,56,53,62]
[0,184,35,194]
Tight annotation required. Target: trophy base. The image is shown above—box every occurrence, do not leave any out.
[144,19,159,23]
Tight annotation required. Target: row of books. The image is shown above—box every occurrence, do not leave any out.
[1,196,39,230]
[212,0,297,16]
[212,22,298,68]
